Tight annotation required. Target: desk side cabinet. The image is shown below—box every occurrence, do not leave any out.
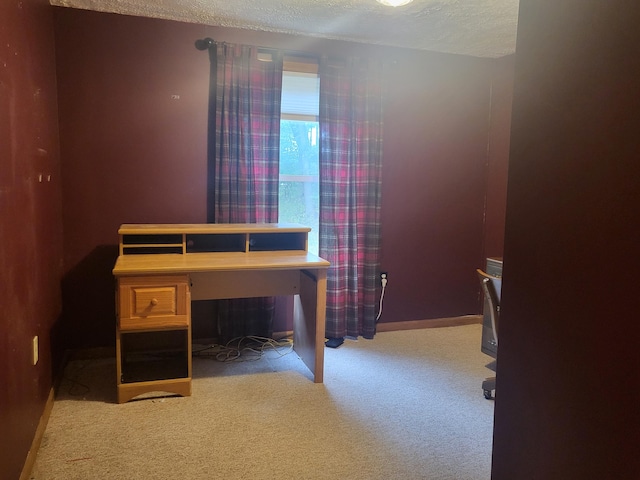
[115,275,192,404]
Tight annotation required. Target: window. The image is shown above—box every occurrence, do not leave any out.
[279,61,320,254]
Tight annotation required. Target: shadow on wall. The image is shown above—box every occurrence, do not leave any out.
[61,245,119,351]
[59,246,299,352]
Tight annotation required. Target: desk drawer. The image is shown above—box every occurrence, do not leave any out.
[118,275,190,330]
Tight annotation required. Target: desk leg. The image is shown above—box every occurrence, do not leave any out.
[293,269,327,383]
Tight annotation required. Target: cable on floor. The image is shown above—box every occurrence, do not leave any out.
[61,361,91,396]
[192,335,294,362]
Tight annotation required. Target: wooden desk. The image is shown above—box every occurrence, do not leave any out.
[112,224,329,403]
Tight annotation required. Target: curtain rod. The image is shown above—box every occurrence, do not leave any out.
[193,37,390,67]
[194,37,280,55]
[195,37,318,60]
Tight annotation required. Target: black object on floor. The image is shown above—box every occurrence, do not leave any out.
[325,337,344,348]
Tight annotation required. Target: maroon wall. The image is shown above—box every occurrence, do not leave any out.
[54,9,211,348]
[0,1,63,478]
[54,8,511,348]
[380,52,495,321]
[492,1,640,478]
[483,56,514,260]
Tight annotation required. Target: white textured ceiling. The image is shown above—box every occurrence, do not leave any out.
[50,0,519,58]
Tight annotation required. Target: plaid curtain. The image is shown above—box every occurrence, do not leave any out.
[319,58,384,340]
[207,42,283,341]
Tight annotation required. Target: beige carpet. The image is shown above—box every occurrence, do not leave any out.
[31,325,494,479]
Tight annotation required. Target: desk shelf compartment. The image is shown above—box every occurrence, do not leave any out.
[248,232,307,251]
[119,330,189,384]
[186,233,246,253]
[120,233,184,255]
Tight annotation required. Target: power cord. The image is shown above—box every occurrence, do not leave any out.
[193,335,294,362]
[376,273,387,322]
[61,360,91,397]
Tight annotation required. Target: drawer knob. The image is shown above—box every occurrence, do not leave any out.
[150,298,159,306]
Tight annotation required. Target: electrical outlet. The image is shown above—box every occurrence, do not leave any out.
[32,336,39,366]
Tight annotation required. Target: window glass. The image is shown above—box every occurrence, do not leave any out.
[279,69,320,255]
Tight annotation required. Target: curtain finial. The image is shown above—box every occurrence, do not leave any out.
[195,38,214,51]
